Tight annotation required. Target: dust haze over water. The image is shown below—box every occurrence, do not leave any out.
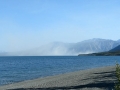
[1,38,120,56]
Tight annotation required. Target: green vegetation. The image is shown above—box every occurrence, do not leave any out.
[115,63,120,90]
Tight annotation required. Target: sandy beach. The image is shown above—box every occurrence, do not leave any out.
[0,66,116,90]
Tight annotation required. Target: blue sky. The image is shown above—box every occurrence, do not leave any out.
[0,0,120,52]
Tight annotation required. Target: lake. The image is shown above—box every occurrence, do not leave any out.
[0,56,119,86]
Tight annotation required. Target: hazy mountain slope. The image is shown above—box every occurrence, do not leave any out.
[109,45,120,52]
[71,38,120,54]
[78,44,120,56]
[27,42,74,56]
[1,38,120,56]
[10,42,74,56]
[117,39,120,43]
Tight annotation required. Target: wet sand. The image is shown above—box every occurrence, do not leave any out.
[0,66,116,90]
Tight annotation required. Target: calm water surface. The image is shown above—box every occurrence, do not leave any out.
[0,56,120,85]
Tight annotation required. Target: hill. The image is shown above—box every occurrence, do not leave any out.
[78,45,120,56]
[1,38,120,56]
[109,45,120,52]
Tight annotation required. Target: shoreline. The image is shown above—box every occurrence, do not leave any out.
[0,66,117,90]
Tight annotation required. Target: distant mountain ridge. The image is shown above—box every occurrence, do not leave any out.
[0,38,120,56]
[70,38,120,54]
[109,45,120,52]
[78,44,120,56]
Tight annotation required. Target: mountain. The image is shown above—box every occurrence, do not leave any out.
[78,46,120,56]
[109,45,120,52]
[69,38,120,54]
[78,42,120,56]
[117,39,120,42]
[1,38,120,56]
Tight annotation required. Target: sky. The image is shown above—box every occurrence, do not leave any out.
[0,0,120,52]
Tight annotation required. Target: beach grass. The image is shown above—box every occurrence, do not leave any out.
[115,63,120,90]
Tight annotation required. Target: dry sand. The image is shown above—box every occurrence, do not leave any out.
[0,66,117,90]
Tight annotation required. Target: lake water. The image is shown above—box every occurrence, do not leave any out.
[0,56,120,86]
